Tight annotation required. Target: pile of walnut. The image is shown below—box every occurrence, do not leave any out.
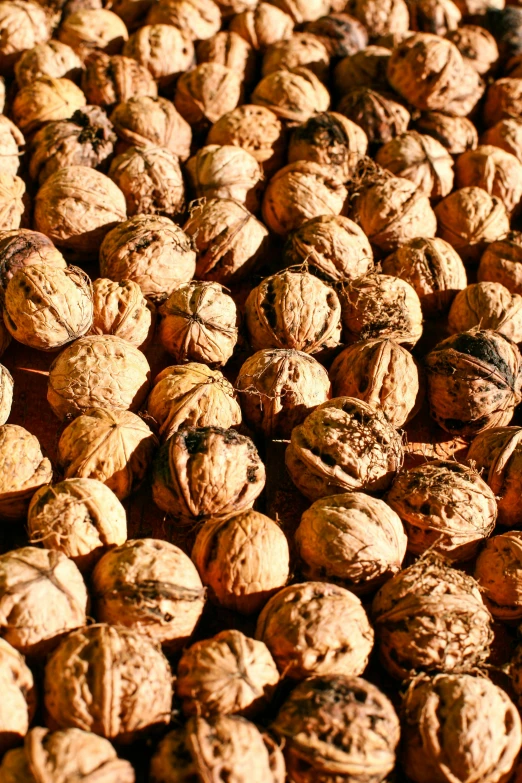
[6,0,522,781]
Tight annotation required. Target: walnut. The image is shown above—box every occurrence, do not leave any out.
[267,0,330,23]
[0,0,50,76]
[57,409,158,500]
[434,186,510,264]
[12,76,86,136]
[304,13,369,58]
[375,131,454,199]
[414,110,478,154]
[0,229,66,294]
[251,67,330,124]
[146,0,222,41]
[146,363,241,442]
[478,231,522,294]
[214,0,257,17]
[272,674,399,783]
[109,146,185,219]
[330,338,422,427]
[467,426,522,527]
[484,78,522,128]
[28,477,126,571]
[197,31,255,85]
[453,0,503,13]
[340,272,423,346]
[426,329,522,437]
[448,282,522,342]
[288,111,368,179]
[0,727,136,783]
[409,0,461,33]
[152,426,264,522]
[192,510,290,614]
[176,630,279,717]
[158,281,238,366]
[100,215,195,303]
[334,45,391,93]
[149,715,285,783]
[90,278,154,350]
[236,348,331,439]
[183,198,269,285]
[402,674,522,783]
[0,117,24,178]
[0,364,13,426]
[110,95,192,160]
[372,554,493,679]
[81,53,156,109]
[262,162,347,236]
[92,538,205,650]
[58,9,128,57]
[175,63,242,127]
[229,3,294,51]
[185,144,263,212]
[0,547,88,658]
[47,335,150,421]
[382,236,467,317]
[207,105,285,177]
[108,0,152,28]
[123,24,195,87]
[456,144,522,215]
[474,531,522,620]
[0,638,36,753]
[245,271,341,354]
[44,624,173,742]
[34,166,126,257]
[0,425,52,520]
[337,88,411,146]
[482,118,522,163]
[29,107,116,185]
[446,24,498,74]
[0,176,25,231]
[256,581,373,679]
[349,0,410,36]
[262,33,330,83]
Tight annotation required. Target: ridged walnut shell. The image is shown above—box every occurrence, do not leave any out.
[337,88,410,146]
[467,426,522,527]
[475,531,522,620]
[350,0,410,36]
[484,78,522,129]
[229,3,294,51]
[81,53,156,108]
[0,176,25,231]
[481,118,522,163]
[110,95,192,160]
[0,0,50,76]
[207,105,285,176]
[262,33,330,82]
[304,12,369,58]
[334,45,391,93]
[288,111,368,179]
[414,110,478,154]
[90,278,155,350]
[0,364,13,426]
[175,62,242,127]
[478,232,522,295]
[123,23,194,87]
[0,229,66,294]
[14,40,83,87]
[185,144,263,212]
[251,67,330,124]
[146,0,221,41]
[0,117,24,178]
[447,24,498,74]
[57,9,128,56]
[455,144,522,213]
[0,424,52,520]
[109,146,185,219]
[12,76,86,135]
[448,282,522,342]
[375,131,454,199]
[0,638,36,753]
[197,30,256,85]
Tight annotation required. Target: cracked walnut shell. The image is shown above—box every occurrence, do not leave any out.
[0,425,52,520]
[0,638,36,753]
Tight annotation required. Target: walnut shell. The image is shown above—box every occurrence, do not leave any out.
[434,186,510,264]
[382,236,467,317]
[334,45,391,93]
[340,272,423,346]
[146,0,221,41]
[0,364,13,426]
[90,278,155,350]
[467,426,522,527]
[207,105,285,176]
[58,408,157,500]
[414,110,478,154]
[262,161,347,236]
[447,24,498,74]
[251,67,330,124]
[372,554,493,679]
[478,231,522,294]
[349,0,410,36]
[146,363,241,442]
[337,88,411,146]
[28,478,127,571]
[109,146,185,219]
[329,338,422,427]
[152,426,265,522]
[123,24,195,87]
[267,0,329,23]
[150,716,285,783]
[176,630,279,717]
[47,334,151,421]
[474,531,522,620]
[0,0,50,76]
[0,727,136,783]
[455,144,522,214]
[0,547,88,658]
[158,281,238,366]
[288,111,368,179]
[256,581,373,680]
[402,674,522,783]
[214,0,257,17]
[448,281,522,341]
[484,78,522,128]
[0,176,26,231]
[283,214,374,282]
[296,492,407,594]
[229,3,294,51]
[34,166,126,256]
[108,0,154,29]
[304,13,369,58]
[409,0,461,33]
[4,265,93,351]
[245,270,341,354]
[175,63,242,127]
[185,144,263,212]
[236,348,331,439]
[0,117,24,178]
[92,538,205,650]
[272,674,399,783]
[0,425,52,520]
[197,31,255,85]
[0,638,36,753]
[183,198,269,285]
[44,624,173,743]
[58,9,128,56]
[81,53,156,108]
[262,33,330,82]
[100,215,195,303]
[191,509,290,614]
[425,329,522,437]
[375,131,454,199]
[285,397,404,501]
[111,101,191,165]
[482,118,522,163]
[0,229,66,294]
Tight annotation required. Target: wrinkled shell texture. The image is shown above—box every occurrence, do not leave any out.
[256,581,374,680]
[337,87,410,147]
[286,397,404,501]
[0,365,13,427]
[90,278,154,349]
[123,25,195,87]
[109,146,185,219]
[58,9,129,54]
[207,104,285,174]
[152,426,265,522]
[456,144,522,213]
[252,67,330,124]
[0,229,66,293]
[288,111,368,179]
[81,53,157,108]
[0,424,52,520]
[192,509,290,614]
[44,624,173,742]
[12,77,86,136]
[229,3,294,51]
[467,426,522,527]
[478,232,522,295]
[475,531,522,620]
[110,95,192,160]
[376,131,454,199]
[448,282,522,342]
[0,176,25,231]
[186,144,263,212]
[175,63,242,126]
[14,40,83,87]
[372,555,493,679]
[0,638,36,753]
[415,110,479,154]
[0,117,24,178]
[92,538,205,649]
[0,1,50,75]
